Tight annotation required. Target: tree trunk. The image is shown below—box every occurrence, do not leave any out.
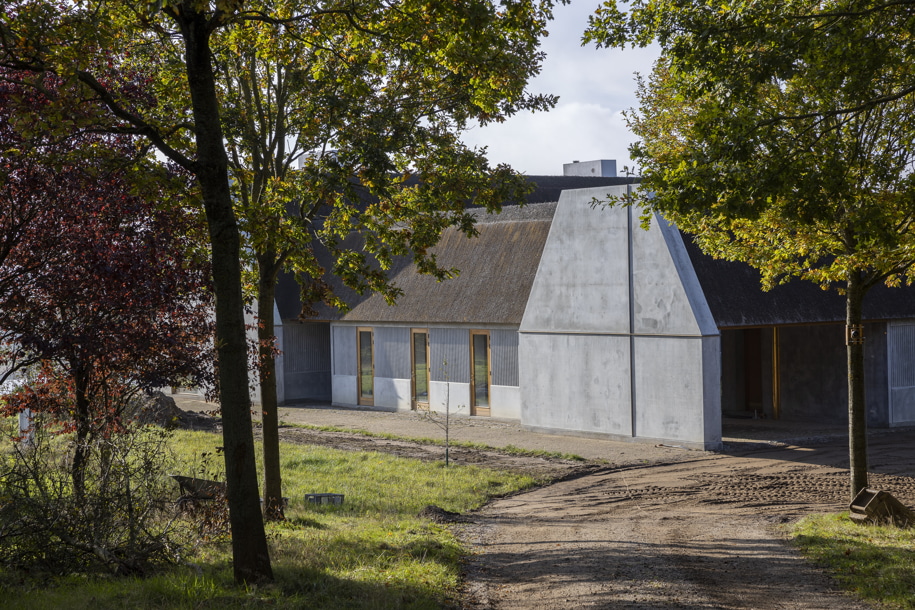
[846,269,869,501]
[71,362,91,500]
[258,249,284,521]
[179,11,272,584]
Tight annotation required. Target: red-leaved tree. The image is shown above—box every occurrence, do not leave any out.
[0,71,214,494]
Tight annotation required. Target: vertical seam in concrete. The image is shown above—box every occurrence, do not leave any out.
[628,190,637,439]
[329,324,336,377]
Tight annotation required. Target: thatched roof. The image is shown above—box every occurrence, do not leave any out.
[336,203,555,324]
[276,175,638,324]
[682,233,915,327]
[275,173,915,329]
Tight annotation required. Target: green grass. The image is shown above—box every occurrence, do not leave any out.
[0,428,537,609]
[790,513,915,608]
[277,420,587,462]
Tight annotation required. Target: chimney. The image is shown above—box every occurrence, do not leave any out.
[562,159,617,178]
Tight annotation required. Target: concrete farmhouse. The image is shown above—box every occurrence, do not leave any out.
[267,160,915,450]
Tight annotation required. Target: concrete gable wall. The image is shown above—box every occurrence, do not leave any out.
[633,215,717,336]
[520,187,714,336]
[519,186,721,449]
[520,187,630,333]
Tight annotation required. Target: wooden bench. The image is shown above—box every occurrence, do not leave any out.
[170,475,226,508]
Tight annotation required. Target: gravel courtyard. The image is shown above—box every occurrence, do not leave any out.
[174,394,915,609]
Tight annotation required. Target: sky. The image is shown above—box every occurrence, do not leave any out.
[461,1,659,176]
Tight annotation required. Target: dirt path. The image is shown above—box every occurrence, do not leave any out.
[271,424,594,480]
[169,396,915,609]
[459,433,915,609]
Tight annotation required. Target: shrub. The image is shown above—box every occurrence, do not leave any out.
[0,417,193,576]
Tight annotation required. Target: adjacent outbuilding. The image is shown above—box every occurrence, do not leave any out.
[271,160,915,450]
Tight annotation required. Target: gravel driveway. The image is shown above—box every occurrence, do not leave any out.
[172,394,915,609]
[461,432,915,609]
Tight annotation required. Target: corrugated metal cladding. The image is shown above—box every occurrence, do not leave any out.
[283,322,331,374]
[373,326,411,379]
[890,322,915,388]
[332,326,357,376]
[430,328,470,383]
[491,329,520,387]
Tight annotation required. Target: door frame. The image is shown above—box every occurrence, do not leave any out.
[411,328,430,411]
[356,327,374,406]
[469,329,491,416]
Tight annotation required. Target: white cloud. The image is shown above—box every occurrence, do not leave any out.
[461,1,659,175]
[464,103,638,176]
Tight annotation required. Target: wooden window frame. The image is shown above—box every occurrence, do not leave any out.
[411,329,431,411]
[469,330,492,417]
[357,327,374,406]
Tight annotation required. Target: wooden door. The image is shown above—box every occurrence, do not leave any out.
[470,330,491,416]
[357,327,374,406]
[411,329,430,410]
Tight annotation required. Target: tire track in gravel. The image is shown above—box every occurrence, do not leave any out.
[460,434,915,610]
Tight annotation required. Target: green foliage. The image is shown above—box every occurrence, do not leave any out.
[207,0,562,312]
[2,0,560,306]
[584,0,915,290]
[587,49,915,295]
[791,513,915,608]
[0,428,535,608]
[2,0,562,582]
[586,0,915,499]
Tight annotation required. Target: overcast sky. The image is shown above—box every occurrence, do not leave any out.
[461,1,659,176]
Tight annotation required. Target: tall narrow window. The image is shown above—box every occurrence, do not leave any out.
[411,329,430,410]
[357,327,374,406]
[470,330,491,416]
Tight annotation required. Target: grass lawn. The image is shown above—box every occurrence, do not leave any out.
[0,428,539,609]
[790,513,915,609]
[280,420,586,462]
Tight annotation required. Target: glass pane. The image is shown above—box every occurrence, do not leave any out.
[359,331,373,398]
[473,334,489,408]
[413,333,428,402]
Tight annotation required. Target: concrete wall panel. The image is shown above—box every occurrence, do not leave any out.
[653,218,718,335]
[521,186,631,334]
[520,333,631,435]
[429,381,471,415]
[634,336,717,444]
[373,377,410,411]
[332,374,358,406]
[702,335,723,445]
[491,385,521,420]
[632,217,705,335]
